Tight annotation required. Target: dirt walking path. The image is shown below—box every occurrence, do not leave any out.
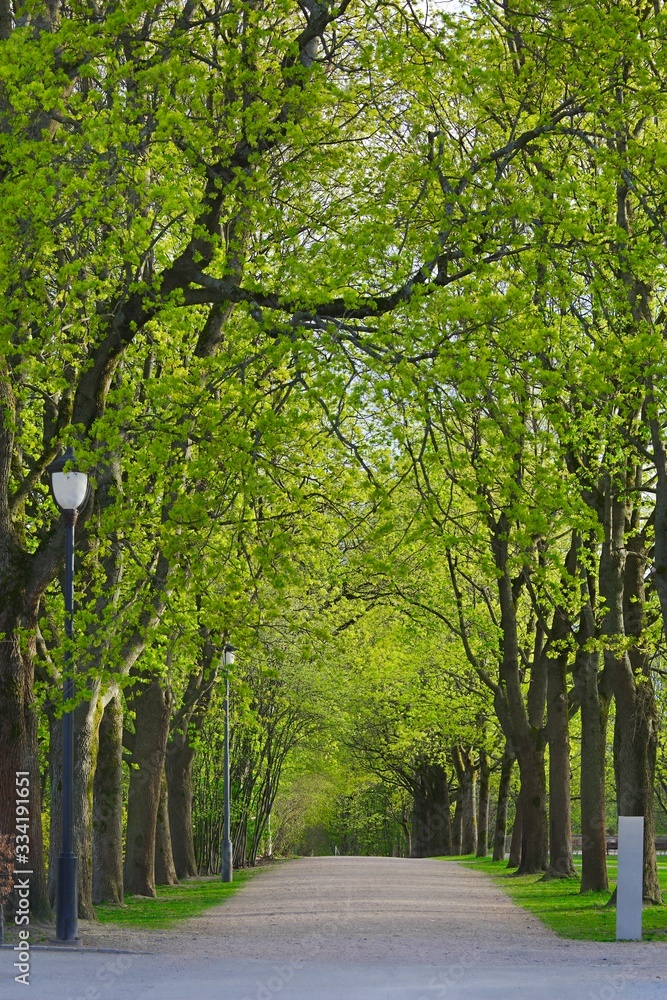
[3,857,666,999]
[78,855,663,966]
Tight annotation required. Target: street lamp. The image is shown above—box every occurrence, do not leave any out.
[221,643,235,883]
[47,447,88,942]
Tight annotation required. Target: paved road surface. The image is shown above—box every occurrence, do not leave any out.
[2,857,666,999]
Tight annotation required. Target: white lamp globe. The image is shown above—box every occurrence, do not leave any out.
[223,644,236,667]
[49,448,88,511]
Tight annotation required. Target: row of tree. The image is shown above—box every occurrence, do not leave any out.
[2,0,667,925]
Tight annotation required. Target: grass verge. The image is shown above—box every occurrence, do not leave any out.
[438,855,667,942]
[95,870,258,930]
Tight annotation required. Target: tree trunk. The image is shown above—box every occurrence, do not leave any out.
[0,374,51,921]
[166,739,198,879]
[451,787,462,856]
[48,684,103,919]
[476,750,490,858]
[123,679,171,897]
[636,682,661,904]
[0,592,51,920]
[544,641,576,879]
[575,600,610,893]
[155,766,178,886]
[613,675,662,903]
[410,761,452,857]
[233,811,248,870]
[453,745,477,855]
[47,705,61,906]
[166,637,220,879]
[515,743,548,874]
[93,688,124,905]
[619,518,662,903]
[508,791,522,868]
[461,767,476,855]
[493,520,547,875]
[493,743,514,861]
[600,472,661,903]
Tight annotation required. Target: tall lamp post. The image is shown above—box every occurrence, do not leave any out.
[221,643,235,883]
[48,447,88,942]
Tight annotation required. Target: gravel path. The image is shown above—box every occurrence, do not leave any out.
[76,855,665,967]
[3,857,666,999]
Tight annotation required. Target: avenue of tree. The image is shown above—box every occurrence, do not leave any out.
[1,0,667,926]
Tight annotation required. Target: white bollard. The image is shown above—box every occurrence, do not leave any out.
[616,816,644,941]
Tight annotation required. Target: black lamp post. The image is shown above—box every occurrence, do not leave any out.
[47,447,88,942]
[221,643,235,883]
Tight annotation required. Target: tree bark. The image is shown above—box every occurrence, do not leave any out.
[611,669,662,903]
[0,586,51,920]
[48,684,104,919]
[233,810,249,870]
[619,515,661,903]
[451,786,462,856]
[599,470,661,903]
[492,743,514,861]
[410,761,452,857]
[0,362,54,921]
[123,679,171,897]
[452,745,477,855]
[508,790,522,868]
[476,750,490,857]
[155,766,178,886]
[166,638,221,880]
[575,597,610,893]
[493,518,548,874]
[515,742,548,874]
[543,637,576,879]
[93,688,124,905]
[166,739,198,879]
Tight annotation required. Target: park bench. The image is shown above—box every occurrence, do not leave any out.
[570,834,667,855]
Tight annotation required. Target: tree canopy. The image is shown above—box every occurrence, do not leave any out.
[2,0,667,926]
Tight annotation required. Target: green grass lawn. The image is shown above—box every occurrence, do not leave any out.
[438,855,667,942]
[95,871,258,930]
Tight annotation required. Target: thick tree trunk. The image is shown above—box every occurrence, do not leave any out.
[476,750,490,857]
[453,745,477,855]
[515,744,548,874]
[155,766,178,886]
[0,382,49,919]
[123,679,171,897]
[619,521,662,903]
[600,473,661,903]
[575,599,609,893]
[636,683,661,904]
[508,791,522,868]
[461,771,476,854]
[166,638,220,879]
[492,743,514,862]
[493,520,547,875]
[613,676,662,903]
[47,705,61,906]
[410,761,452,858]
[166,739,198,879]
[93,688,124,905]
[48,685,103,919]
[0,595,51,920]
[544,641,576,879]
